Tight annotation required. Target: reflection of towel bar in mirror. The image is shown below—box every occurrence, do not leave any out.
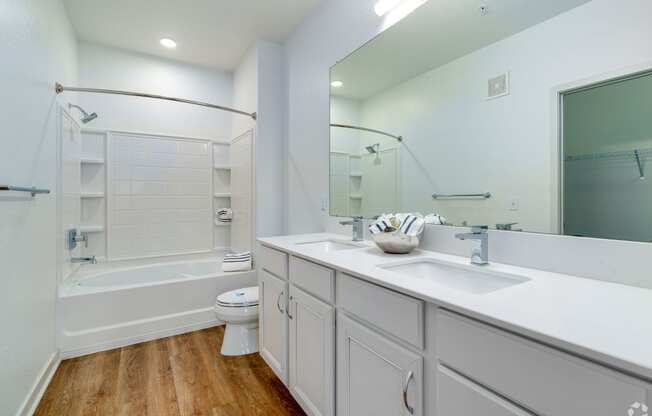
[565,147,649,180]
[330,123,403,142]
[432,192,491,200]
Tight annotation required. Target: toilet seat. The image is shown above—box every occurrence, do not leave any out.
[216,286,259,308]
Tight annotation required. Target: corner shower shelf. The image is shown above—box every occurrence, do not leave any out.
[214,193,232,198]
[81,158,105,164]
[350,194,362,199]
[81,192,105,198]
[350,173,362,177]
[214,223,232,227]
[214,164,232,170]
[79,225,104,233]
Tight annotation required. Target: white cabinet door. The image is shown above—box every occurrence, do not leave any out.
[259,270,288,384]
[337,312,423,416]
[289,285,335,416]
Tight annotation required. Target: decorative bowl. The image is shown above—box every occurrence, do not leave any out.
[372,231,419,254]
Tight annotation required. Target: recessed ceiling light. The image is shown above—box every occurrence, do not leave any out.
[160,38,177,49]
[331,80,344,88]
[374,0,403,16]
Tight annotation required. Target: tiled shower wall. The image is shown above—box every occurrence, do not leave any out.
[110,133,212,259]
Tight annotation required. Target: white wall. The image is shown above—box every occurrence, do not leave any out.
[284,0,652,288]
[0,0,78,414]
[285,0,384,233]
[232,41,286,246]
[78,42,233,139]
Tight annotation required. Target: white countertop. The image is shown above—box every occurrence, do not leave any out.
[258,233,652,381]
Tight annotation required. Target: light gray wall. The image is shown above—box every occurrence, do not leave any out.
[79,42,233,139]
[0,0,78,414]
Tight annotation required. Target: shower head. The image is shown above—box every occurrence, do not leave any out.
[365,143,380,154]
[68,103,98,124]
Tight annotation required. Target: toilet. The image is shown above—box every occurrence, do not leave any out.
[214,286,259,356]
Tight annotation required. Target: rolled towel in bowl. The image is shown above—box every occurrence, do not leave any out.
[222,251,252,272]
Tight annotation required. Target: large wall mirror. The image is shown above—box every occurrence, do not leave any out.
[329,0,652,242]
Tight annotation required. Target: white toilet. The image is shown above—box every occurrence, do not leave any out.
[214,286,259,356]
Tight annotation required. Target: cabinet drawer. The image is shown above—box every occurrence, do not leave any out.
[259,245,288,280]
[337,273,424,349]
[437,311,651,416]
[289,256,335,303]
[437,365,533,416]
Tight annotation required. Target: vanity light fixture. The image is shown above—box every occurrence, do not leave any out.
[160,38,177,49]
[331,80,344,88]
[374,0,404,16]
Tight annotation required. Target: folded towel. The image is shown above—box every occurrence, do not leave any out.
[424,214,447,226]
[222,251,252,272]
[369,213,425,237]
[216,208,233,223]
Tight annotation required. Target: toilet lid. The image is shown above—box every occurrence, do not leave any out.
[217,286,259,307]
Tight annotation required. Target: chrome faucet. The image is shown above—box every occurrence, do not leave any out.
[71,256,97,265]
[340,216,364,241]
[455,226,489,265]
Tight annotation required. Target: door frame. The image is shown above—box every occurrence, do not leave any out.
[551,60,652,235]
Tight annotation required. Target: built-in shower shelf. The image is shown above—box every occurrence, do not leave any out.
[214,223,232,227]
[81,158,105,164]
[79,225,104,233]
[214,164,232,170]
[350,194,362,199]
[350,173,362,177]
[81,192,105,199]
[214,193,232,198]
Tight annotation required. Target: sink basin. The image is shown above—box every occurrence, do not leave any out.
[295,239,363,253]
[379,259,529,294]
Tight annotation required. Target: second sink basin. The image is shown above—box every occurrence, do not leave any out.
[295,239,363,253]
[379,259,529,294]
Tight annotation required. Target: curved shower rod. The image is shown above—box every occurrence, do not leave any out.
[330,123,403,142]
[55,83,257,120]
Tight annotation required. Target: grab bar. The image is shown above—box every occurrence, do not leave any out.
[432,192,491,200]
[0,185,51,197]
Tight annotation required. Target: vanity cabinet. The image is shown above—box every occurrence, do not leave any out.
[337,312,423,416]
[259,269,289,384]
[288,285,335,416]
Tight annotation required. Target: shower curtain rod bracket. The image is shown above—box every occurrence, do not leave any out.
[55,83,257,120]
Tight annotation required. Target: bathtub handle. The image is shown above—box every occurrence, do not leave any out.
[276,291,285,314]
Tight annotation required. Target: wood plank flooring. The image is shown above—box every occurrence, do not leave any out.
[35,326,306,416]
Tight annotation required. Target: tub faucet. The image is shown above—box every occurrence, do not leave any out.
[71,256,97,265]
[455,226,489,265]
[340,216,364,241]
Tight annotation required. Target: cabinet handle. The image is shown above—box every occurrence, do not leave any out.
[276,291,285,314]
[287,295,294,319]
[402,370,414,415]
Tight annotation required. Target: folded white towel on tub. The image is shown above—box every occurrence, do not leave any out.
[222,251,252,272]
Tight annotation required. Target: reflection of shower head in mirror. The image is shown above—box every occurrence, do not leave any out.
[365,143,380,154]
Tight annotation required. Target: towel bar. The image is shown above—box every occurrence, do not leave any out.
[432,192,491,200]
[0,185,51,197]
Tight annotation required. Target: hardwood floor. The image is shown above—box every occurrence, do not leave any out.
[35,326,306,416]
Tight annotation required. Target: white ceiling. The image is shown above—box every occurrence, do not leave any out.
[331,0,591,100]
[63,0,323,71]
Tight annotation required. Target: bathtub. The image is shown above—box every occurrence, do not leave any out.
[57,254,257,358]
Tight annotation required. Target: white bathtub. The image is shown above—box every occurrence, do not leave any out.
[57,255,256,358]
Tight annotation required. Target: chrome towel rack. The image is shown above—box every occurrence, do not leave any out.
[1,185,51,197]
[432,192,491,200]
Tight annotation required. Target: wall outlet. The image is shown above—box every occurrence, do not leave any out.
[509,198,519,211]
[321,197,329,212]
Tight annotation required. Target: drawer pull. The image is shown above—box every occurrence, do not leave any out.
[403,370,414,415]
[287,296,294,319]
[276,291,285,314]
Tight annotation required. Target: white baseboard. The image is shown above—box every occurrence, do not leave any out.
[60,319,224,359]
[17,351,61,416]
